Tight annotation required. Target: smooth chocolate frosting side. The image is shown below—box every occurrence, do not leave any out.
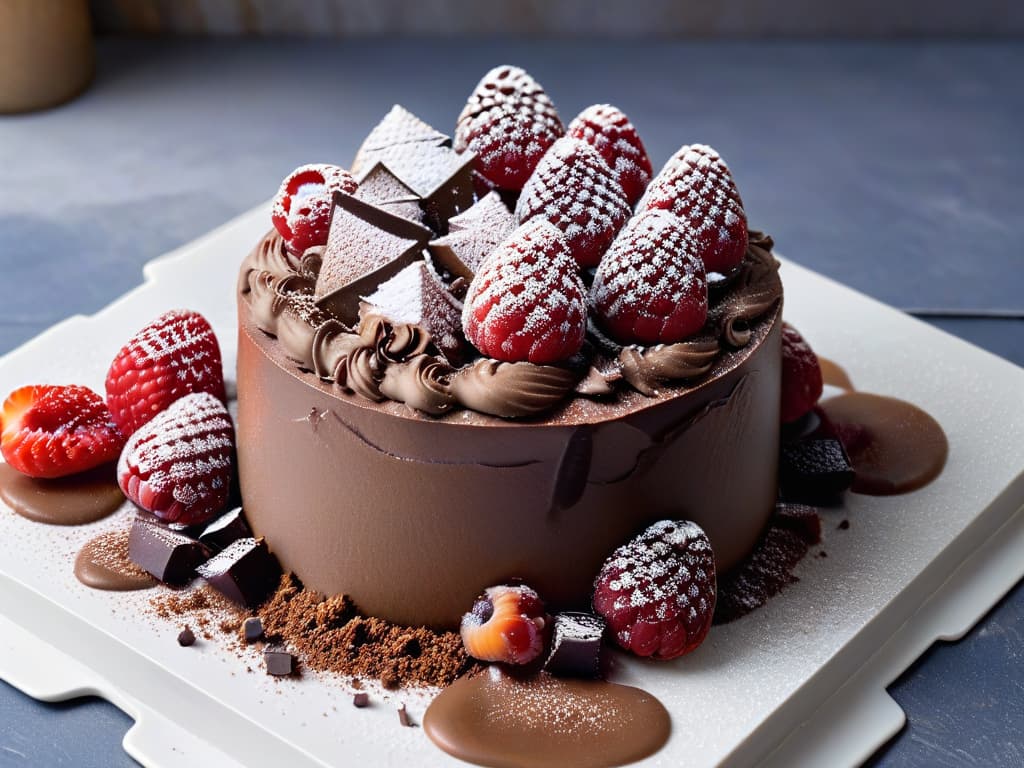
[236,293,781,627]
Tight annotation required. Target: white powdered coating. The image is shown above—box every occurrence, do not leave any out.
[429,192,514,278]
[446,190,513,234]
[590,208,708,340]
[567,103,652,203]
[196,538,257,579]
[271,164,357,235]
[123,310,220,376]
[552,613,605,642]
[363,262,426,325]
[514,136,630,266]
[119,392,233,504]
[461,219,587,363]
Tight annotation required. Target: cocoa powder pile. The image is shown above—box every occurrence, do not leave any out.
[259,574,478,689]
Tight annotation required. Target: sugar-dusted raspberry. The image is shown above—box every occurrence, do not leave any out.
[641,144,748,274]
[462,219,587,364]
[455,65,564,190]
[0,385,124,479]
[568,104,653,205]
[514,137,631,268]
[117,392,235,526]
[105,309,225,437]
[780,322,824,423]
[593,520,716,660]
[591,209,708,345]
[271,164,358,258]
[460,584,547,665]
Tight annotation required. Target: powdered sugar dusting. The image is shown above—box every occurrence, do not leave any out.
[514,136,631,268]
[567,103,652,205]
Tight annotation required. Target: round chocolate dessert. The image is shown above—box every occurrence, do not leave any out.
[236,228,782,628]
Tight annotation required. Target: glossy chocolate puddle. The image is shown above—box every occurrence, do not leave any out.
[0,461,124,525]
[75,529,156,591]
[423,668,671,768]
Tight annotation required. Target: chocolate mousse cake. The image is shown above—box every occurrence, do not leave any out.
[235,68,784,629]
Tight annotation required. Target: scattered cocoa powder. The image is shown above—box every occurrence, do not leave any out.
[714,503,821,624]
[258,574,479,689]
[150,586,246,639]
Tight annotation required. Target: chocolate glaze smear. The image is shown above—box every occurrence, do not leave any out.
[0,461,124,525]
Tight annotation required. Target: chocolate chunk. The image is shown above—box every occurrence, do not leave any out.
[360,260,465,362]
[350,106,475,234]
[314,192,432,326]
[352,692,370,708]
[197,507,252,551]
[354,163,423,223]
[428,191,514,281]
[264,647,294,676]
[196,538,281,608]
[128,515,211,586]
[177,627,196,647]
[243,616,264,643]
[779,438,855,503]
[838,519,850,530]
[396,702,413,727]
[543,612,606,678]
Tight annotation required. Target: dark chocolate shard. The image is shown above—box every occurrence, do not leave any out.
[396,702,413,727]
[196,537,281,608]
[353,692,370,708]
[177,627,196,647]
[428,191,514,280]
[264,647,295,676]
[315,191,432,326]
[197,506,252,551]
[352,105,450,174]
[243,616,264,643]
[128,515,211,586]
[779,438,855,503]
[360,260,465,363]
[354,162,423,224]
[543,612,606,678]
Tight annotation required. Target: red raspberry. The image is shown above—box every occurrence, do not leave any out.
[514,137,631,268]
[462,219,587,364]
[591,209,708,345]
[455,65,564,190]
[105,310,226,437]
[593,520,716,660]
[271,164,358,258]
[460,584,547,665]
[567,104,653,206]
[780,323,824,424]
[641,144,748,274]
[117,392,234,526]
[0,385,124,479]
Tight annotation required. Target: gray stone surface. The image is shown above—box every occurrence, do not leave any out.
[0,38,1021,767]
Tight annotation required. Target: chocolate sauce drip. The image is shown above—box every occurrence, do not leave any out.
[423,669,671,768]
[819,357,854,391]
[0,462,124,526]
[819,393,948,495]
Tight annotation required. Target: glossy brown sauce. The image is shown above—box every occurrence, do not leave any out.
[74,529,156,591]
[819,392,948,495]
[423,669,671,768]
[0,461,124,525]
[818,357,854,391]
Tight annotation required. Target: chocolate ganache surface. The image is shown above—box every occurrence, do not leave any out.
[236,230,783,628]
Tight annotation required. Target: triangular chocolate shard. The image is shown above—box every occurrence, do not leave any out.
[361,260,465,362]
[315,192,432,326]
[353,105,450,174]
[428,191,514,281]
[354,162,423,223]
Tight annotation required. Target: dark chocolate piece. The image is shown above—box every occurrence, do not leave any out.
[243,616,264,643]
[128,515,210,586]
[264,647,294,676]
[543,612,606,678]
[838,519,851,530]
[197,506,252,551]
[354,163,423,223]
[360,260,465,362]
[779,438,855,503]
[177,627,196,647]
[397,702,413,727]
[196,537,281,608]
[314,191,432,326]
[428,191,513,281]
[353,692,370,708]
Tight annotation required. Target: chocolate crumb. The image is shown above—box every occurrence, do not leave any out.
[353,692,370,708]
[397,702,413,727]
[178,627,196,647]
[264,647,295,676]
[258,574,478,689]
[838,519,850,530]
[243,616,264,643]
[817,550,828,558]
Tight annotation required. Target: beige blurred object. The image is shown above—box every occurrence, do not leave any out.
[0,0,94,113]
